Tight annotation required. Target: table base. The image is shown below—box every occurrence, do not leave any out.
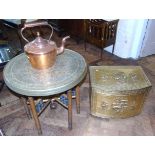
[21,85,80,135]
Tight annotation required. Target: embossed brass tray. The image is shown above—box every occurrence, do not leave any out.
[89,66,152,118]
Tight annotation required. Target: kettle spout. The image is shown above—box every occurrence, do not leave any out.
[57,36,70,55]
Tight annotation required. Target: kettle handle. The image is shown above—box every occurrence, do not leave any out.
[21,21,53,43]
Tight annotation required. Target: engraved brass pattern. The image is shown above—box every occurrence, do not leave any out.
[3,49,87,96]
[112,97,128,112]
[101,101,109,110]
[89,66,152,118]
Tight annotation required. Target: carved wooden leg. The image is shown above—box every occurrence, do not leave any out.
[67,90,72,130]
[28,97,42,135]
[0,80,4,92]
[84,40,87,52]
[75,85,80,114]
[20,97,32,119]
[100,48,103,60]
[112,43,115,55]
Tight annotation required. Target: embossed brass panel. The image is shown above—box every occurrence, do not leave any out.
[89,66,152,118]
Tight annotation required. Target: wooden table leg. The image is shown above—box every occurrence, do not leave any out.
[75,85,80,114]
[67,90,72,130]
[20,97,32,119]
[28,97,42,135]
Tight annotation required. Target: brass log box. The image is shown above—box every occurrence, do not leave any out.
[89,66,152,118]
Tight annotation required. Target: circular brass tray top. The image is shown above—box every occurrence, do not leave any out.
[3,49,87,96]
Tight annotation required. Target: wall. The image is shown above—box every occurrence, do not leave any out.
[105,19,148,59]
[140,19,155,57]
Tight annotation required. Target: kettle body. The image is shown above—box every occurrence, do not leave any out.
[21,21,69,69]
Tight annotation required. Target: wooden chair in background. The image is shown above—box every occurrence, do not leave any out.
[84,19,119,64]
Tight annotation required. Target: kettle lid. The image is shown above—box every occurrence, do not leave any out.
[24,32,56,54]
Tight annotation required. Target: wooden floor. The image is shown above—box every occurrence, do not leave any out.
[0,32,155,136]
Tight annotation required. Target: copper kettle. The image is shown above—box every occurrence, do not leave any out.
[21,21,70,69]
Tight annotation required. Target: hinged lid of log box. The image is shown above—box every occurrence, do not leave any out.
[89,66,152,92]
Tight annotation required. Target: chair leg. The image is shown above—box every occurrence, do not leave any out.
[0,80,4,92]
[67,90,72,130]
[17,30,24,51]
[112,43,115,55]
[28,97,42,135]
[100,48,103,59]
[84,41,87,52]
[75,85,80,114]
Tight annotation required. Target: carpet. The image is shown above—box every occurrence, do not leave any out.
[138,55,155,76]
